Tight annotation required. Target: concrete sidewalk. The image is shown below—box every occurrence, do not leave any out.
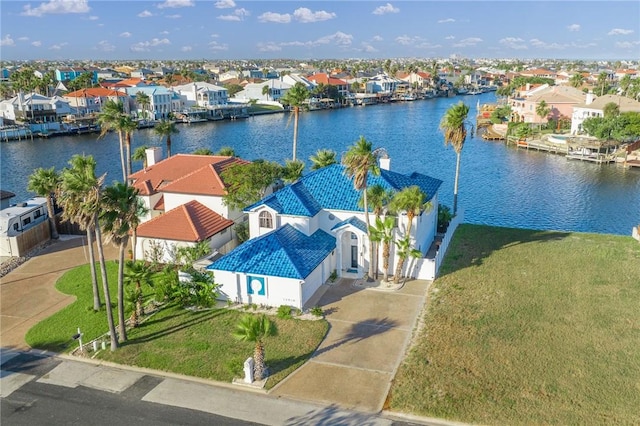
[0,235,118,350]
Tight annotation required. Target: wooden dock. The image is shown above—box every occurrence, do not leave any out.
[626,159,640,168]
[516,139,569,154]
[566,153,615,164]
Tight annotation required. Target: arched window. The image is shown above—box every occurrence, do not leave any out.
[259,211,273,229]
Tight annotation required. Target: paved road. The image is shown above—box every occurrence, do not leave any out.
[2,350,429,426]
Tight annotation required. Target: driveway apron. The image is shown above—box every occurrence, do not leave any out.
[271,278,429,413]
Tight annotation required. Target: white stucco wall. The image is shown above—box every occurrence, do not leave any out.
[137,238,195,264]
[163,193,230,218]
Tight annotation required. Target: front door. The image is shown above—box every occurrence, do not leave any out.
[350,245,358,268]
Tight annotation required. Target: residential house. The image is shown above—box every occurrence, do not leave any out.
[307,73,349,97]
[55,67,99,84]
[0,190,16,210]
[171,82,229,108]
[218,70,242,82]
[401,72,432,89]
[0,93,74,124]
[129,151,251,262]
[124,86,178,119]
[571,93,640,134]
[365,74,400,94]
[207,161,442,309]
[131,68,155,80]
[510,85,584,124]
[64,88,130,115]
[234,80,291,103]
[280,73,316,91]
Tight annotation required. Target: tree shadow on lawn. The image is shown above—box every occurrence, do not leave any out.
[437,224,570,278]
[123,307,226,346]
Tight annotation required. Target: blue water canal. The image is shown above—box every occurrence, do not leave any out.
[2,92,639,236]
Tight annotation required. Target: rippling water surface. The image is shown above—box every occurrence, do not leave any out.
[2,92,639,235]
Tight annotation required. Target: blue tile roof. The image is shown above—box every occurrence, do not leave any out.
[331,216,368,233]
[248,164,442,215]
[207,224,335,279]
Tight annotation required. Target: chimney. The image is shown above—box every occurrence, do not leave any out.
[585,90,595,105]
[525,83,531,91]
[145,147,162,167]
[379,157,391,171]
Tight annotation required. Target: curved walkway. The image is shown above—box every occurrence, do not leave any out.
[272,278,430,413]
[0,236,118,350]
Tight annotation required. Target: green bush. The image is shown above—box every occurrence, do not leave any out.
[310,306,324,317]
[277,305,292,319]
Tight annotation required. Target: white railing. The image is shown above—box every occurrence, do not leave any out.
[413,209,464,280]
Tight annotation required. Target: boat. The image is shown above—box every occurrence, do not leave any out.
[136,119,156,129]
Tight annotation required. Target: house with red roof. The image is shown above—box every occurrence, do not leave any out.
[306,73,349,97]
[129,150,251,263]
[63,88,130,115]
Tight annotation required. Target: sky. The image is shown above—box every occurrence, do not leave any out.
[0,0,639,61]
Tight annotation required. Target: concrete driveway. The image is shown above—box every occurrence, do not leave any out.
[271,278,430,413]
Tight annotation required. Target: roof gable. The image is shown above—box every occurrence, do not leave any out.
[208,224,335,279]
[136,200,233,242]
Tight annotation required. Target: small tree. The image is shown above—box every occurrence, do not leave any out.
[309,149,337,170]
[282,159,305,183]
[221,161,283,210]
[393,237,422,284]
[27,167,60,239]
[123,260,153,327]
[232,314,278,381]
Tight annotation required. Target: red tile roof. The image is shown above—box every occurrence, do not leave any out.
[136,200,233,242]
[65,88,128,98]
[129,154,249,196]
[307,73,347,86]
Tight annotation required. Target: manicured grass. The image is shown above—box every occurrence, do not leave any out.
[389,225,640,425]
[248,104,283,114]
[25,261,133,352]
[26,260,328,389]
[98,305,328,389]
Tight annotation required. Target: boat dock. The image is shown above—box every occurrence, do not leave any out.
[516,138,569,154]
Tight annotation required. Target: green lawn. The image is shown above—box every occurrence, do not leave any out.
[26,260,328,389]
[389,225,640,425]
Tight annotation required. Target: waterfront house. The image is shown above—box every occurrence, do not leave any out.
[234,80,292,103]
[64,88,130,115]
[55,67,99,84]
[571,93,640,135]
[510,85,585,124]
[366,74,401,95]
[0,93,74,125]
[307,73,349,98]
[171,82,229,108]
[128,150,250,262]
[207,160,443,309]
[124,86,178,119]
[280,73,316,91]
[130,68,155,80]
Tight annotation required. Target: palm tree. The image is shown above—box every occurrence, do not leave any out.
[282,159,305,183]
[154,119,179,158]
[535,100,551,132]
[193,148,214,155]
[101,182,143,341]
[136,91,150,119]
[27,167,60,239]
[603,102,620,119]
[597,72,608,96]
[359,184,392,278]
[56,156,101,311]
[280,82,310,161]
[261,85,271,101]
[123,260,153,327]
[132,145,149,170]
[122,116,137,179]
[217,146,236,157]
[342,136,380,280]
[369,216,395,283]
[389,186,430,241]
[569,73,584,89]
[309,149,337,170]
[59,156,118,350]
[97,100,128,183]
[233,314,278,381]
[440,101,471,216]
[393,237,422,284]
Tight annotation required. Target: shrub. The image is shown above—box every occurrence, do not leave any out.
[329,269,338,283]
[277,305,292,319]
[438,204,453,233]
[310,306,324,317]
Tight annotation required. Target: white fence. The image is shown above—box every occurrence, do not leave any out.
[412,209,464,281]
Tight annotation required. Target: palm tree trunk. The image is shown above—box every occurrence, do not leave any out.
[117,241,127,343]
[292,106,299,161]
[254,341,265,381]
[94,219,119,350]
[394,257,405,284]
[382,242,390,283]
[131,229,137,262]
[86,228,101,311]
[118,131,127,183]
[363,189,374,281]
[453,152,461,215]
[166,135,172,158]
[125,132,132,182]
[45,196,59,239]
[136,280,144,319]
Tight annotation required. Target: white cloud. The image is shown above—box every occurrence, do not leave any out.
[88,15,98,20]
[615,40,640,48]
[218,8,249,21]
[32,41,42,47]
[209,40,229,51]
[130,38,170,52]
[120,32,132,38]
[138,10,153,18]
[372,35,383,42]
[438,18,455,24]
[181,45,192,52]
[453,37,482,47]
[608,28,634,36]
[0,35,15,47]
[293,8,335,23]
[280,31,353,49]
[215,0,235,8]
[372,3,399,15]
[157,0,194,9]
[211,33,220,38]
[499,37,527,50]
[22,0,89,17]
[257,42,282,52]
[395,35,414,46]
[49,42,68,50]
[18,36,30,41]
[567,24,580,32]
[258,12,291,23]
[361,43,377,53]
[529,38,565,50]
[97,40,115,52]
[445,35,455,40]
[166,14,181,19]
[160,30,170,35]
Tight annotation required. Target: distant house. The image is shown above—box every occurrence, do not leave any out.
[171,82,229,108]
[55,67,99,84]
[128,151,250,262]
[280,73,316,91]
[307,73,349,97]
[365,74,401,94]
[234,80,291,103]
[124,86,180,119]
[130,68,155,80]
[0,93,74,124]
[207,161,443,309]
[64,88,130,115]
[571,93,640,134]
[510,85,584,124]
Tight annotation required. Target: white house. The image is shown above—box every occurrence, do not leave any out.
[128,150,250,262]
[571,93,640,134]
[0,93,74,125]
[125,86,177,120]
[366,74,401,94]
[171,82,229,108]
[207,162,443,310]
[234,80,292,103]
